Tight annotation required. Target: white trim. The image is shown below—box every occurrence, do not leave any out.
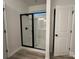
[45,0,52,59]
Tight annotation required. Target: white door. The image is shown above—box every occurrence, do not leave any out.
[54,6,73,56]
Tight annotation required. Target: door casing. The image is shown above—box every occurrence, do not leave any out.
[53,6,74,56]
[20,12,46,50]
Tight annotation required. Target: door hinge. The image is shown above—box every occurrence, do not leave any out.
[69,48,70,51]
[6,49,8,53]
[4,29,6,33]
[72,10,74,15]
[70,30,72,33]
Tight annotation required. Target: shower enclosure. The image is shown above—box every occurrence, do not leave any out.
[20,12,46,50]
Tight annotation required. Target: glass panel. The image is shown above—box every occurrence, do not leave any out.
[22,15,32,46]
[34,13,46,49]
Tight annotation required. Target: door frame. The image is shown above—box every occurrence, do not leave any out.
[52,9,56,56]
[3,7,8,58]
[20,12,46,50]
[53,5,75,56]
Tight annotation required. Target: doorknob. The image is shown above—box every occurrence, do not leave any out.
[55,34,58,37]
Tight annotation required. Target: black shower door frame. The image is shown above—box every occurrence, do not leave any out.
[20,12,46,50]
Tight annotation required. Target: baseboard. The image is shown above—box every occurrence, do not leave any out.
[21,46,45,54]
[8,47,21,57]
[69,51,75,58]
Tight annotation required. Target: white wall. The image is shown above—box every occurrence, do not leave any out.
[6,6,21,57]
[5,0,29,13]
[54,0,75,6]
[45,0,56,59]
[5,0,29,57]
[28,4,46,13]
[5,0,46,57]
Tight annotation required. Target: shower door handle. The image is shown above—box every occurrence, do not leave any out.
[25,27,28,30]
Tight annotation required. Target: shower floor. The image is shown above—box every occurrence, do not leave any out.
[8,49,74,59]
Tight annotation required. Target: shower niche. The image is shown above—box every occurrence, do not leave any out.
[20,12,46,50]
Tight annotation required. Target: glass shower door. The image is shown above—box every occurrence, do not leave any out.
[22,15,32,47]
[34,13,46,49]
